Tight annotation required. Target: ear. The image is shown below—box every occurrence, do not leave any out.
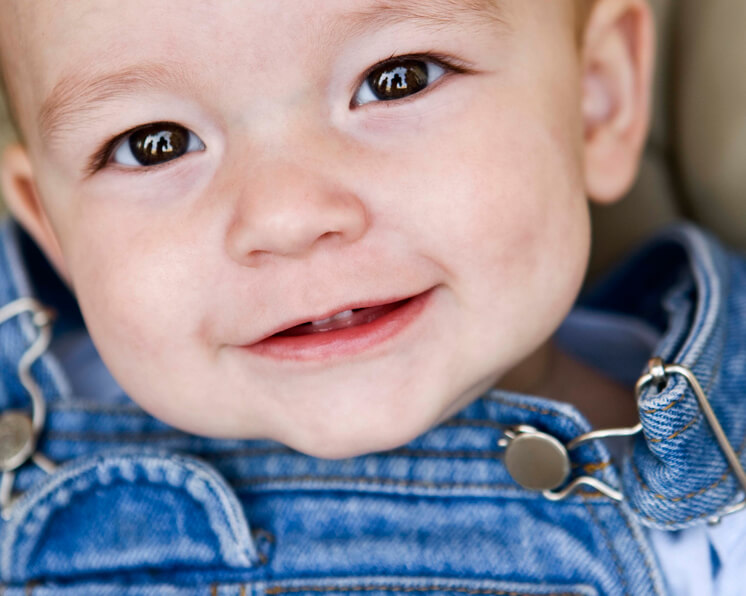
[1,144,70,279]
[581,0,655,204]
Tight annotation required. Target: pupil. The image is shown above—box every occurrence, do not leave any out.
[130,123,189,166]
[368,60,429,101]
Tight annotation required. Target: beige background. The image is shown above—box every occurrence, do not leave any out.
[0,93,14,170]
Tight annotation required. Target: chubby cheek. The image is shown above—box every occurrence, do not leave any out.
[63,211,210,398]
[416,102,590,361]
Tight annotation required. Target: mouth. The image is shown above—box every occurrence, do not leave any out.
[273,299,411,337]
[242,289,435,361]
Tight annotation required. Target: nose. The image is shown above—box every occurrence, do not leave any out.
[225,161,369,266]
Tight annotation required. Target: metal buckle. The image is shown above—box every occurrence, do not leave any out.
[0,298,57,519]
[500,422,641,502]
[636,357,746,524]
[501,357,746,522]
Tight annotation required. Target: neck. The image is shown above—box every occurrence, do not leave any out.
[496,341,639,429]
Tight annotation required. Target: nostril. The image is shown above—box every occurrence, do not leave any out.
[318,231,340,243]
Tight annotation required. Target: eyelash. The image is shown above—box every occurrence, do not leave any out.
[87,126,182,175]
[87,52,474,174]
[351,52,474,108]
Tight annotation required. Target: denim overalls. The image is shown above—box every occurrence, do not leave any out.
[0,219,744,596]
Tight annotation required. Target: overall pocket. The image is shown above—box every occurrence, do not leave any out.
[0,449,261,584]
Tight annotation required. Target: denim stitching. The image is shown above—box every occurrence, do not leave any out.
[233,475,522,491]
[46,430,190,442]
[0,584,589,596]
[441,418,507,431]
[231,475,611,500]
[481,394,615,476]
[2,453,258,577]
[634,508,698,527]
[629,353,739,499]
[211,585,248,596]
[575,462,610,474]
[627,433,746,526]
[348,449,506,461]
[42,441,508,462]
[612,502,666,596]
[264,586,586,596]
[636,351,720,415]
[484,395,564,419]
[638,348,721,414]
[640,398,683,415]
[583,503,629,595]
[482,394,620,490]
[50,403,155,414]
[647,416,700,444]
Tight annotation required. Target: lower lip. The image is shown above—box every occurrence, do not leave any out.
[243,289,435,362]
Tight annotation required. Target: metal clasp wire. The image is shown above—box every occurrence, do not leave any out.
[0,297,57,518]
[636,357,746,523]
[542,422,642,503]
[544,357,746,522]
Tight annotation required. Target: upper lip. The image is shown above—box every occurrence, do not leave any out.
[243,290,428,346]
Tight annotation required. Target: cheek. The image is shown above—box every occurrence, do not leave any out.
[419,108,588,281]
[63,212,208,366]
[390,95,591,366]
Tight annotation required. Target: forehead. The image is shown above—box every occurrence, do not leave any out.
[1,0,512,135]
[3,0,505,65]
[1,0,578,147]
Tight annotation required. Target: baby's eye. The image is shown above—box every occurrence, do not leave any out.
[353,58,447,107]
[110,122,205,167]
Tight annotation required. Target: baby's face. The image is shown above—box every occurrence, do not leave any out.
[3,0,594,457]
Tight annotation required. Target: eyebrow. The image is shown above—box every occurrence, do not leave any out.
[343,0,507,33]
[38,62,199,145]
[37,0,506,144]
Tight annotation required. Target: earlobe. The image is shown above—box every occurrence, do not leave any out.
[581,0,655,205]
[0,144,69,279]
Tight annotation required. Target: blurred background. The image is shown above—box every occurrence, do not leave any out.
[1,0,745,278]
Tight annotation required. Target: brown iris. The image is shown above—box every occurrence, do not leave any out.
[366,59,429,101]
[128,122,189,166]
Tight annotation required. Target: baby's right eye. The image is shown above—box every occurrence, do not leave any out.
[109,122,205,167]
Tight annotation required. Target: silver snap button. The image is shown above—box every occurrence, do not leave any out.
[0,411,34,472]
[504,429,571,491]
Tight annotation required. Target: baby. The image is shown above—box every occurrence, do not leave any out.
[0,1,744,594]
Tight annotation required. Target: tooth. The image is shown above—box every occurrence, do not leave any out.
[310,309,354,326]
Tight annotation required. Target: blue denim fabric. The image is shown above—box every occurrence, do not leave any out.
[577,226,746,529]
[0,218,743,595]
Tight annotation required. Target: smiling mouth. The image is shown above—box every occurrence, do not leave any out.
[273,299,412,337]
[242,289,434,361]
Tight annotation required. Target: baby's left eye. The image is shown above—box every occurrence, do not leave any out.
[353,58,447,107]
[109,122,205,167]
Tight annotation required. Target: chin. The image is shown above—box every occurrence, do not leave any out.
[274,412,438,461]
